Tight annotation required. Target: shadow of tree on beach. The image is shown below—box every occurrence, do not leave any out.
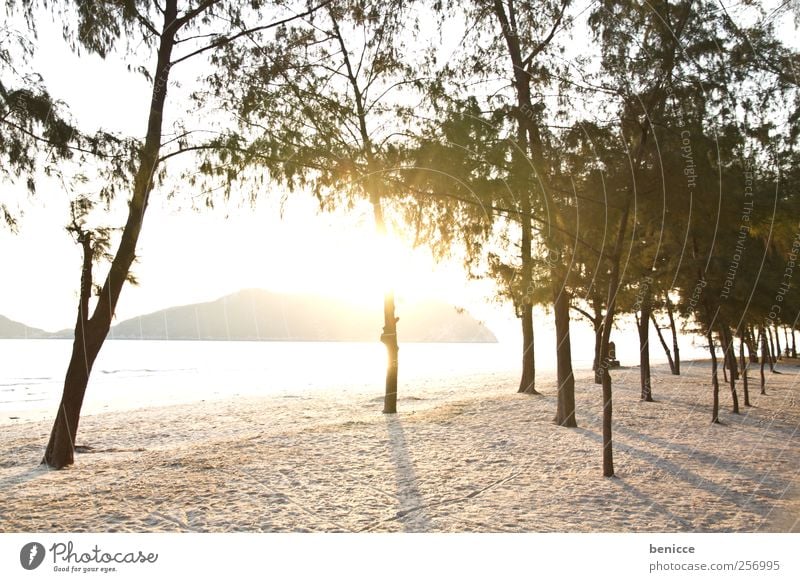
[382,416,433,532]
[575,426,795,531]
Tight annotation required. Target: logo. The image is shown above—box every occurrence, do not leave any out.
[20,542,46,570]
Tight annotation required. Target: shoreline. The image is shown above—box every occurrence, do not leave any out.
[1,359,798,533]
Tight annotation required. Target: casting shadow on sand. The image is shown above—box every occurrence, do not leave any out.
[575,427,785,527]
[382,416,433,532]
[0,464,49,490]
[578,410,789,493]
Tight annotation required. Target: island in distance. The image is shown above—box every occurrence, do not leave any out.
[2,289,497,343]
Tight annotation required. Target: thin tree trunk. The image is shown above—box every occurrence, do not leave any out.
[492,0,571,414]
[43,234,95,468]
[665,295,680,374]
[373,201,400,414]
[719,326,739,413]
[330,13,401,413]
[651,312,676,375]
[553,284,576,426]
[43,3,179,468]
[728,326,739,380]
[746,324,759,363]
[739,333,750,407]
[709,329,721,423]
[517,123,537,396]
[767,325,776,370]
[783,326,790,358]
[791,326,797,358]
[593,319,603,384]
[598,197,632,477]
[519,303,538,394]
[774,323,782,360]
[759,326,768,394]
[639,295,653,401]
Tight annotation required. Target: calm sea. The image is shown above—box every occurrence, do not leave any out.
[0,336,710,424]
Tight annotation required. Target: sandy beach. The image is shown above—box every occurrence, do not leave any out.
[1,359,798,533]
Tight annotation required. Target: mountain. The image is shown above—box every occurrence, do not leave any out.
[0,315,52,339]
[107,289,497,343]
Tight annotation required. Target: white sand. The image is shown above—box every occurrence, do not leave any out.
[1,359,798,532]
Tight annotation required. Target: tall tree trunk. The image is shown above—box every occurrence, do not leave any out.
[783,326,790,358]
[492,0,570,410]
[593,318,603,384]
[759,326,768,394]
[43,3,179,468]
[746,324,759,363]
[719,326,739,413]
[773,323,782,360]
[553,284,576,426]
[726,326,739,380]
[791,326,797,358]
[372,201,400,414]
[665,295,680,374]
[651,312,676,375]
[767,325,776,370]
[739,333,750,407]
[708,328,721,424]
[517,126,537,396]
[330,13,401,413]
[597,198,631,477]
[43,234,96,468]
[519,303,538,394]
[639,293,653,401]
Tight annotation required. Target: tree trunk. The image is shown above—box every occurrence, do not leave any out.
[767,325,776,370]
[639,294,653,401]
[665,295,680,374]
[651,312,676,375]
[791,326,797,358]
[43,234,97,468]
[492,0,568,409]
[597,197,632,478]
[518,303,538,394]
[380,290,399,414]
[759,326,768,394]
[719,326,739,413]
[739,333,750,407]
[746,324,759,363]
[43,3,179,468]
[709,329,721,424]
[783,326,790,358]
[727,326,739,380]
[600,355,614,477]
[593,318,603,384]
[773,323,782,360]
[372,201,400,414]
[517,129,537,396]
[553,284,576,426]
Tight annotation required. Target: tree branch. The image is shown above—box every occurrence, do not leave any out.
[170,0,336,67]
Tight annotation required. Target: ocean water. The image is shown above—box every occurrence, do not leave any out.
[0,340,522,423]
[0,336,710,424]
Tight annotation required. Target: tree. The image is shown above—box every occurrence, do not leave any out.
[487,0,576,418]
[207,0,431,413]
[25,0,331,468]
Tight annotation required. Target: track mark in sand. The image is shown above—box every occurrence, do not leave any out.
[359,470,522,532]
[234,467,348,531]
[150,511,200,532]
[75,445,146,454]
